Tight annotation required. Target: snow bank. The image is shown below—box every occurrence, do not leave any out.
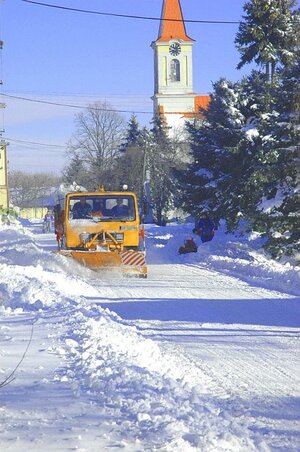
[146,223,300,296]
[1,221,298,450]
[61,306,258,451]
[0,223,263,450]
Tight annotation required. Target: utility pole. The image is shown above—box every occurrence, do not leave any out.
[142,144,154,224]
[0,140,9,210]
[0,15,9,211]
[143,169,154,224]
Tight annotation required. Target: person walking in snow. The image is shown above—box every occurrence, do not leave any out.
[43,211,52,232]
[193,213,215,243]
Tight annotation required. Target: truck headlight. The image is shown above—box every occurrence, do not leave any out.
[115,233,124,242]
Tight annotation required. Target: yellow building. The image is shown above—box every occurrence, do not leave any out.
[0,142,9,210]
[18,207,48,219]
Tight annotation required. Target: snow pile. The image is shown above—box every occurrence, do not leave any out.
[61,306,258,451]
[146,222,300,296]
[1,221,298,450]
[0,223,260,450]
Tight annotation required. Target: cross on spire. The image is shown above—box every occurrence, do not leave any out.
[157,0,194,42]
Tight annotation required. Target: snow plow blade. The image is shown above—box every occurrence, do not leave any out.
[58,249,147,278]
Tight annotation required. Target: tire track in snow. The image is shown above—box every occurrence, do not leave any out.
[2,223,299,451]
[0,226,260,451]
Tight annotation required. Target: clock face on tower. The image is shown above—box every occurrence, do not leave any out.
[169,42,181,56]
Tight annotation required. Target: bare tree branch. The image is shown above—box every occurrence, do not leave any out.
[65,101,125,189]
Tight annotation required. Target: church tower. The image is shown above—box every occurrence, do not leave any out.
[151,0,209,128]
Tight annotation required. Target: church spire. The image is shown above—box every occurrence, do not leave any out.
[157,0,194,42]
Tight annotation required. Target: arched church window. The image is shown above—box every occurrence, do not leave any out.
[170,59,180,82]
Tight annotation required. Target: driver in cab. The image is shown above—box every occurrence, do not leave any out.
[111,198,129,217]
[72,197,92,219]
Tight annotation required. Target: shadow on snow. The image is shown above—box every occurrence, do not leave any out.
[95,297,300,328]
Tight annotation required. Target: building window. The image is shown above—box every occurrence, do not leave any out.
[170,59,180,82]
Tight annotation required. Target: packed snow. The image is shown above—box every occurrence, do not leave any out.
[0,219,299,451]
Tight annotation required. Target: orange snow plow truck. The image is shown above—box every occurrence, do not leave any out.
[54,184,147,277]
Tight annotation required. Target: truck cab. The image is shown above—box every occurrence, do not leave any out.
[65,191,141,250]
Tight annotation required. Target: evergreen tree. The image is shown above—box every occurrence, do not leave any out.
[235,0,298,82]
[119,114,142,152]
[63,152,88,187]
[147,115,178,224]
[176,4,299,261]
[113,115,145,194]
[252,52,300,258]
[239,70,276,119]
[178,79,252,230]
[176,116,219,221]
[235,71,278,223]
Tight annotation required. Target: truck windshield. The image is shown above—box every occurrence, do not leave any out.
[68,195,136,221]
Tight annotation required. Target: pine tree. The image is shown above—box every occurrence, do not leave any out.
[235,0,298,82]
[114,115,145,194]
[235,71,278,223]
[176,116,219,221]
[63,152,88,187]
[176,3,299,260]
[239,70,276,119]
[178,79,252,230]
[147,115,177,224]
[119,114,142,152]
[252,51,300,259]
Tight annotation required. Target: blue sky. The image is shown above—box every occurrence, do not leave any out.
[2,0,255,173]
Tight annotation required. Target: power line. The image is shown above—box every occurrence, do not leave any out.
[5,137,68,148]
[4,89,152,100]
[3,93,153,114]
[21,0,240,25]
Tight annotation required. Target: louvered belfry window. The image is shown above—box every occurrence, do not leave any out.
[170,59,180,82]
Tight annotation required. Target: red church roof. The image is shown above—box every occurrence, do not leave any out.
[157,0,194,42]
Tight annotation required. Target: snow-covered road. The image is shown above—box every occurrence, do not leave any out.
[0,221,299,451]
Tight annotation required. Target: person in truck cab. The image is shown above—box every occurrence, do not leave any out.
[92,199,107,217]
[111,198,129,217]
[72,197,92,219]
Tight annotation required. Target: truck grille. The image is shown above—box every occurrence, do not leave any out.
[92,232,124,243]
